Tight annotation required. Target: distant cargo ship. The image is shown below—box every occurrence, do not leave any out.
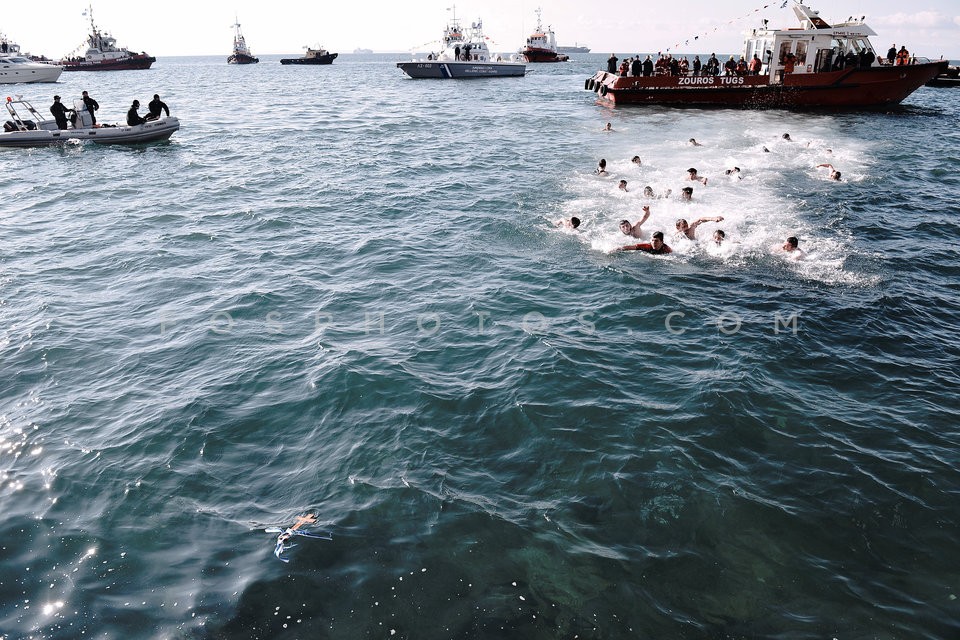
[557,44,590,54]
[353,48,373,54]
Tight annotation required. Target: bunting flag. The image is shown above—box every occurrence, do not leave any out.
[664,1,790,52]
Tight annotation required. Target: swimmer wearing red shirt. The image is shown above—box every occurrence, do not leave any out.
[618,230,672,254]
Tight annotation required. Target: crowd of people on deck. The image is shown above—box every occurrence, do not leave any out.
[604,42,912,80]
[607,52,767,78]
[46,91,171,129]
[555,131,845,260]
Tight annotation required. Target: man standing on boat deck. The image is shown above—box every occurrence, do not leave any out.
[146,94,169,121]
[49,95,71,130]
[886,44,896,64]
[607,53,618,74]
[81,90,99,127]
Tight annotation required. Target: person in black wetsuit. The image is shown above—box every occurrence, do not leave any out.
[81,90,99,126]
[146,94,169,121]
[127,100,146,126]
[49,95,72,130]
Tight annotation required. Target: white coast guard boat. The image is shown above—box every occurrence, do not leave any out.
[0,97,179,147]
[397,10,525,79]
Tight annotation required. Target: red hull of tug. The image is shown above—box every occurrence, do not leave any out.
[588,61,947,108]
[521,48,568,63]
[61,54,155,71]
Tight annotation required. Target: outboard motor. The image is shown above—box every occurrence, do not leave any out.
[72,100,94,128]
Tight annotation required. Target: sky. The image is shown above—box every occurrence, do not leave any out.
[4,1,959,59]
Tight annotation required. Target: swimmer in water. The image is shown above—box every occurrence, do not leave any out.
[596,158,608,175]
[619,206,651,238]
[618,180,628,191]
[782,133,792,141]
[689,138,703,147]
[725,167,741,180]
[631,155,642,166]
[713,229,726,246]
[555,216,581,229]
[675,216,724,240]
[780,235,805,260]
[643,186,672,199]
[266,514,332,563]
[603,122,613,132]
[686,168,707,185]
[680,187,694,201]
[816,163,842,180]
[618,230,672,254]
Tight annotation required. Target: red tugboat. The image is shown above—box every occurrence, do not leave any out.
[586,2,946,108]
[520,8,568,63]
[60,5,155,71]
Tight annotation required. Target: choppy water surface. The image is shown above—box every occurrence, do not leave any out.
[2,54,959,639]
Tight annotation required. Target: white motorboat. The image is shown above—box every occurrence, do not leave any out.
[0,35,62,83]
[0,97,179,147]
[397,9,525,79]
[0,55,63,83]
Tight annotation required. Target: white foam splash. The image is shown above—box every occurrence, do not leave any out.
[553,111,879,287]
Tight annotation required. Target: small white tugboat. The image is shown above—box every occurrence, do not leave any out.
[397,9,525,79]
[0,97,179,147]
[228,19,259,65]
[519,8,568,63]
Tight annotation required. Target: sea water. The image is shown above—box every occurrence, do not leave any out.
[1,54,959,638]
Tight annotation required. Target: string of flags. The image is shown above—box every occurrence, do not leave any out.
[665,0,790,53]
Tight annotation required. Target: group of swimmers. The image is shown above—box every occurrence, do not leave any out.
[554,133,841,259]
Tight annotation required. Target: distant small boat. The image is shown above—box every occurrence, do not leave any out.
[60,4,155,71]
[228,19,258,65]
[281,46,338,65]
[519,8,569,63]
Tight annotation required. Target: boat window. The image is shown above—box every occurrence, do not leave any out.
[815,49,833,73]
[778,41,792,63]
[796,41,808,63]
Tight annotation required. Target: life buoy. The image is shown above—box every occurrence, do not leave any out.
[599,84,607,96]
